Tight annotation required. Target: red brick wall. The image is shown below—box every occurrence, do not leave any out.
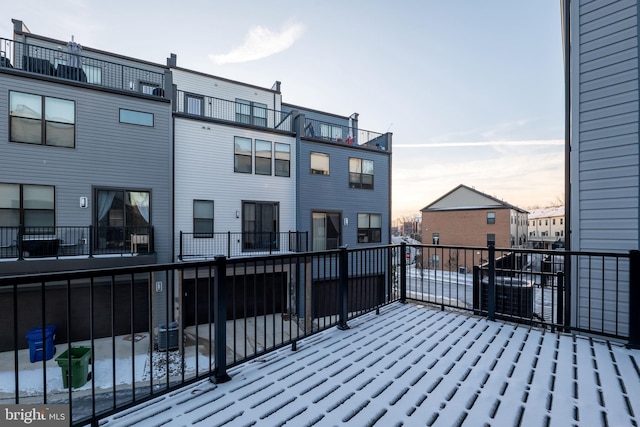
[421,208,511,247]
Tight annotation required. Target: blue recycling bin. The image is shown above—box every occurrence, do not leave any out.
[26,325,57,363]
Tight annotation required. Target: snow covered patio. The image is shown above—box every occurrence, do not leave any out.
[100,302,640,427]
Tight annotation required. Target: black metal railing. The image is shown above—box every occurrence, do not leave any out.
[0,37,166,95]
[179,231,308,259]
[0,225,154,259]
[1,244,637,426]
[175,90,294,131]
[303,118,386,148]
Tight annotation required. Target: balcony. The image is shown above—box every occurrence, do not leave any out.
[0,37,166,96]
[303,118,390,150]
[0,225,154,260]
[175,90,294,132]
[179,231,308,259]
[1,245,638,426]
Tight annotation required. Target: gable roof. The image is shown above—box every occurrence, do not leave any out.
[421,184,528,213]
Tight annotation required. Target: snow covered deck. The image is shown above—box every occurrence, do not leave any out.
[100,302,640,426]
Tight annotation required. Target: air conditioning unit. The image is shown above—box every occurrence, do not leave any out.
[458,267,467,275]
[479,277,533,318]
[157,322,179,351]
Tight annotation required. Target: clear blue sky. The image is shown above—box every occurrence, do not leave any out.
[2,1,565,218]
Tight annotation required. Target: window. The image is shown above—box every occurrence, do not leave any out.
[358,213,382,243]
[255,140,272,175]
[234,137,252,173]
[82,64,102,84]
[312,211,341,250]
[193,200,214,238]
[119,109,154,127]
[349,158,374,189]
[0,183,55,233]
[320,123,343,141]
[236,99,267,127]
[487,233,496,246]
[311,152,329,175]
[539,220,542,226]
[545,219,548,226]
[552,218,556,225]
[10,91,75,148]
[432,233,440,245]
[243,201,279,250]
[140,82,159,95]
[185,93,204,115]
[275,143,290,177]
[487,212,496,224]
[560,218,563,225]
[96,189,150,250]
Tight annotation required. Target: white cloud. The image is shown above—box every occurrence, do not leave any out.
[209,22,305,64]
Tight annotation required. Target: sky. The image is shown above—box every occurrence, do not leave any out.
[1,1,565,219]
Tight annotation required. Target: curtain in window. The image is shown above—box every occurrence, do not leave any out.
[129,192,150,224]
[97,191,117,222]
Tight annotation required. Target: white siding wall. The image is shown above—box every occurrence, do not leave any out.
[571,0,638,336]
[174,118,296,258]
[173,69,278,109]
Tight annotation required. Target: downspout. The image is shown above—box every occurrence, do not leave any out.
[562,0,572,329]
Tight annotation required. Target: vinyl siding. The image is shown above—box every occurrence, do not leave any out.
[571,0,638,336]
[0,73,173,263]
[296,139,391,247]
[174,117,296,258]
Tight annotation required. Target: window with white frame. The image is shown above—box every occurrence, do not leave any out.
[185,93,204,115]
[9,91,75,148]
[310,152,329,175]
[312,211,341,250]
[487,212,496,224]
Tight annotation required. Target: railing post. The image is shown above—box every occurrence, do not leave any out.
[400,242,407,303]
[338,245,349,330]
[17,225,24,260]
[178,231,183,261]
[472,265,480,314]
[211,255,231,383]
[227,231,231,258]
[88,225,94,258]
[556,271,564,332]
[487,244,496,321]
[628,250,640,349]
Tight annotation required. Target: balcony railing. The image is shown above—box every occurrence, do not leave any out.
[0,37,166,95]
[179,231,308,259]
[175,90,294,132]
[0,225,154,259]
[303,118,387,149]
[0,244,638,425]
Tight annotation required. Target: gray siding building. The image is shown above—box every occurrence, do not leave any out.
[283,104,392,250]
[567,0,638,336]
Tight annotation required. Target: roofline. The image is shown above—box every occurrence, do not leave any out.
[170,65,281,94]
[420,184,528,213]
[282,102,353,121]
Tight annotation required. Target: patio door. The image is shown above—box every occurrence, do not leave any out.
[312,211,341,251]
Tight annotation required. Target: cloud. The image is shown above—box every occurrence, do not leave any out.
[209,23,305,64]
[394,139,563,148]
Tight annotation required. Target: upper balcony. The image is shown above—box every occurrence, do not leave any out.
[302,117,391,151]
[175,89,294,132]
[0,37,167,97]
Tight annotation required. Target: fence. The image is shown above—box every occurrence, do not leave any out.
[179,231,308,259]
[0,38,166,94]
[1,244,637,426]
[0,225,154,259]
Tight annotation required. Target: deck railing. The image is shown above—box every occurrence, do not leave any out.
[175,90,294,132]
[1,244,637,426]
[0,225,154,259]
[303,118,386,148]
[179,231,308,259]
[0,37,166,95]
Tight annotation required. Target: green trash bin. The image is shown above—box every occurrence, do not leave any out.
[55,346,91,388]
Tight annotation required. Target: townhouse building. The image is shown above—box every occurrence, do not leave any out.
[527,206,565,249]
[564,0,639,338]
[0,20,173,347]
